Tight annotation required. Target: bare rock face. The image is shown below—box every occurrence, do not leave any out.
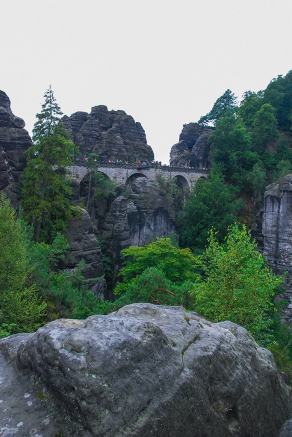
[263,175,292,323]
[0,304,291,436]
[65,208,106,296]
[62,106,154,164]
[102,177,176,285]
[280,419,292,437]
[0,91,31,201]
[170,123,212,169]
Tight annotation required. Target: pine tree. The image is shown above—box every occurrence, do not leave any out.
[22,88,77,242]
[199,89,237,126]
[32,86,63,142]
[22,127,77,242]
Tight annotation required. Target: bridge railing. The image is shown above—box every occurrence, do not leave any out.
[75,159,209,174]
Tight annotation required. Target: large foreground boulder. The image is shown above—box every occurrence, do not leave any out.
[0,304,291,436]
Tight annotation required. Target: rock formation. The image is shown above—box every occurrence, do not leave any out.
[0,303,291,436]
[170,123,212,169]
[280,420,292,437]
[263,175,292,323]
[101,176,176,287]
[64,208,106,296]
[62,106,154,164]
[0,91,31,202]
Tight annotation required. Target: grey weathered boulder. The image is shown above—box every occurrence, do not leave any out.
[0,91,31,202]
[170,123,212,169]
[62,106,154,164]
[0,304,291,436]
[263,175,292,323]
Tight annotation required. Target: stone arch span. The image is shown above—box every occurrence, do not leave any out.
[172,174,190,192]
[126,172,148,187]
[67,165,208,189]
[80,170,111,198]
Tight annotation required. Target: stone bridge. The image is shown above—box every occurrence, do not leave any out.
[68,163,208,189]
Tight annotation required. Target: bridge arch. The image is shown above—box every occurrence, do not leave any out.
[67,164,208,191]
[126,172,148,187]
[172,174,190,192]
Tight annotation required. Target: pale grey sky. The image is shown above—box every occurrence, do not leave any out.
[1,0,291,163]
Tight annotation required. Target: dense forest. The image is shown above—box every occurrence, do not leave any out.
[0,72,292,380]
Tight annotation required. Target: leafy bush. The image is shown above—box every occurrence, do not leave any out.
[178,169,241,252]
[194,224,282,342]
[114,267,195,309]
[0,194,46,337]
[115,237,200,297]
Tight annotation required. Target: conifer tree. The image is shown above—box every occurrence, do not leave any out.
[32,86,63,142]
[199,89,237,126]
[22,88,77,242]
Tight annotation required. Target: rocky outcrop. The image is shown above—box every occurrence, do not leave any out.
[102,177,176,286]
[170,123,212,169]
[62,106,154,164]
[0,91,31,202]
[0,303,291,436]
[280,419,292,437]
[65,208,106,296]
[263,175,292,323]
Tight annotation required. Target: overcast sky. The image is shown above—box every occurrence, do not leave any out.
[1,0,291,163]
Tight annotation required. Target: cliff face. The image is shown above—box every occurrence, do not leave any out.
[263,175,292,323]
[170,122,212,168]
[0,304,291,436]
[62,105,154,164]
[101,176,176,287]
[0,91,32,202]
[64,208,106,296]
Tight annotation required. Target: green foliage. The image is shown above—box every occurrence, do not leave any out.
[0,194,28,292]
[193,71,292,229]
[238,91,264,128]
[155,174,181,211]
[114,267,195,309]
[178,170,241,252]
[268,318,292,381]
[115,237,200,296]
[199,89,237,126]
[0,195,46,337]
[252,103,278,152]
[246,162,267,203]
[194,224,282,341]
[211,114,258,189]
[93,173,117,202]
[27,234,106,320]
[32,86,63,142]
[22,125,77,242]
[264,70,292,130]
[1,286,47,336]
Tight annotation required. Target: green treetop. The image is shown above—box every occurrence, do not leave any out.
[32,86,63,142]
[199,89,237,126]
[252,103,278,152]
[22,126,77,242]
[0,194,46,337]
[178,169,241,252]
[195,224,282,341]
[115,237,200,296]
